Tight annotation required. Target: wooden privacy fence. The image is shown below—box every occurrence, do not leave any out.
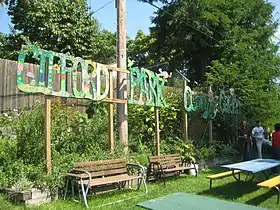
[0,58,107,113]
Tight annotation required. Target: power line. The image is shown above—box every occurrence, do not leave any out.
[142,0,220,43]
[143,0,280,50]
[92,0,114,14]
[273,35,280,42]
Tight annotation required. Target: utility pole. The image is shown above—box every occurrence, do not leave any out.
[116,0,128,152]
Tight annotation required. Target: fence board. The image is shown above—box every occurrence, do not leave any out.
[0,59,6,112]
[0,59,90,113]
[10,60,18,110]
[3,59,9,111]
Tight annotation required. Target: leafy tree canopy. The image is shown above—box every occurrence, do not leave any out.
[0,0,116,64]
[127,30,156,67]
[139,0,279,82]
[137,0,280,125]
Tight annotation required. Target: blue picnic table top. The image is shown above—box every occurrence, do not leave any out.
[221,159,280,173]
[137,192,268,210]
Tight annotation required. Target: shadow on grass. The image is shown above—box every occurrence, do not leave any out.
[198,181,259,199]
[245,190,277,206]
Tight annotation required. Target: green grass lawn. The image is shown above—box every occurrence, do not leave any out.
[1,168,279,210]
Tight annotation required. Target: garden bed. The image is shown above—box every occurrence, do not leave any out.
[197,155,239,171]
[4,188,56,206]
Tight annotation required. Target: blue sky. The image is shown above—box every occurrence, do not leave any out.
[0,0,279,39]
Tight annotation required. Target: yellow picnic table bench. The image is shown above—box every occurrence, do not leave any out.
[206,170,241,190]
[257,175,280,204]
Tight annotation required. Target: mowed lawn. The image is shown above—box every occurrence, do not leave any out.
[1,168,279,210]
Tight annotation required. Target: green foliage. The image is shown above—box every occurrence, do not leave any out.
[139,0,279,84]
[207,45,280,127]
[8,0,97,58]
[1,0,116,63]
[138,0,280,128]
[174,138,196,162]
[196,145,216,160]
[127,30,156,67]
[16,105,44,165]
[0,101,124,192]
[128,87,184,155]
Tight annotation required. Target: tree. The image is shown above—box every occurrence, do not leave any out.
[0,33,7,58]
[127,30,155,67]
[207,34,280,125]
[92,30,116,64]
[7,0,98,58]
[138,0,280,125]
[139,0,279,83]
[0,0,8,6]
[0,0,117,63]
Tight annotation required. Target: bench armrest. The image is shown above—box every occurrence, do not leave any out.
[181,157,196,167]
[148,161,164,176]
[68,168,92,182]
[127,163,147,178]
[149,161,161,167]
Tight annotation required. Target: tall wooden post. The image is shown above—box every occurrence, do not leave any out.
[116,0,128,152]
[45,96,52,174]
[155,107,160,156]
[183,80,188,140]
[208,86,213,143]
[108,71,114,152]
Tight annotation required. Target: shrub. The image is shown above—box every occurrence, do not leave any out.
[0,101,124,192]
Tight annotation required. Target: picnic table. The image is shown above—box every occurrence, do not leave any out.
[221,159,280,181]
[137,192,267,210]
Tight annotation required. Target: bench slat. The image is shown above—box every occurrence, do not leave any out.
[90,168,128,178]
[160,163,180,169]
[150,156,181,160]
[74,158,125,167]
[73,163,126,172]
[150,154,180,159]
[206,170,241,180]
[158,158,181,162]
[149,154,180,161]
[79,174,141,186]
[163,166,193,173]
[258,176,280,188]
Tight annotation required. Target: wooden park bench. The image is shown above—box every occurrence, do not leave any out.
[257,175,280,204]
[147,154,197,185]
[206,170,241,190]
[64,158,148,208]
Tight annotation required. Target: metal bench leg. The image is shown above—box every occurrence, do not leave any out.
[137,178,142,190]
[142,177,148,193]
[276,186,280,204]
[80,180,89,208]
[71,178,76,199]
[63,177,70,200]
[146,166,151,182]
[210,179,213,190]
[78,184,82,201]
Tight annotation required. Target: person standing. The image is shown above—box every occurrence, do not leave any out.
[238,120,251,161]
[272,123,280,160]
[252,120,265,159]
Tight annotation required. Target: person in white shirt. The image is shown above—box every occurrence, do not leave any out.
[252,120,265,159]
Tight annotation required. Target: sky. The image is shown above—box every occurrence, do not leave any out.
[0,0,279,39]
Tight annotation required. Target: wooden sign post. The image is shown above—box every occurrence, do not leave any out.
[155,107,160,156]
[183,80,188,140]
[44,96,52,174]
[108,71,114,152]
